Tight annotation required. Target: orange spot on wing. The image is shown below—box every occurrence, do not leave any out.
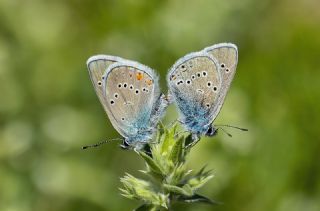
[146,79,153,85]
[136,72,143,80]
[170,74,176,81]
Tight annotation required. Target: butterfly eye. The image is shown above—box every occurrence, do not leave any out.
[221,63,225,68]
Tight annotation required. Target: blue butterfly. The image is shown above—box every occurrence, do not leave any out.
[86,55,168,150]
[167,43,242,145]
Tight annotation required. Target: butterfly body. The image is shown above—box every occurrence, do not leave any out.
[167,43,238,143]
[87,55,168,150]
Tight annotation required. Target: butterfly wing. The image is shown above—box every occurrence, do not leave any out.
[167,51,221,134]
[103,60,161,140]
[204,43,238,121]
[87,55,125,114]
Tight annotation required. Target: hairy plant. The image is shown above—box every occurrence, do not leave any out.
[120,123,218,210]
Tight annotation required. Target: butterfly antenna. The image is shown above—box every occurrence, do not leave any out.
[82,138,123,150]
[217,127,233,137]
[215,124,248,132]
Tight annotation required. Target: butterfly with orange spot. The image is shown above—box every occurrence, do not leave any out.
[86,55,168,150]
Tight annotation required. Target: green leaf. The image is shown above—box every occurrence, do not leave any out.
[166,163,187,185]
[168,123,178,137]
[159,129,170,155]
[177,194,220,205]
[155,123,165,143]
[187,175,213,190]
[168,135,184,163]
[182,184,193,196]
[138,151,163,175]
[196,165,207,176]
[120,123,215,209]
[163,184,193,196]
[162,123,178,151]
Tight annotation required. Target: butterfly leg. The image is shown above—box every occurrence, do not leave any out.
[185,133,201,149]
[120,139,131,150]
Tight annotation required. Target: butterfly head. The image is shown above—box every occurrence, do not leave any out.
[205,125,217,137]
[120,139,130,150]
[120,137,148,151]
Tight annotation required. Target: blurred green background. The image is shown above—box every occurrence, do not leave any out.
[1,0,320,210]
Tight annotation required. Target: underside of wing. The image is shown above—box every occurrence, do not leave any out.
[103,61,160,138]
[204,43,238,121]
[86,55,125,113]
[167,51,220,133]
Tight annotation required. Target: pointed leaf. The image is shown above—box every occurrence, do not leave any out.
[160,129,170,154]
[168,123,178,137]
[177,194,220,205]
[196,165,208,176]
[168,135,184,163]
[163,184,193,196]
[138,151,163,175]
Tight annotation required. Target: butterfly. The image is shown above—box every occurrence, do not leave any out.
[86,55,168,150]
[167,43,241,145]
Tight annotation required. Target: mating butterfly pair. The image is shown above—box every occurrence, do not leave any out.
[86,43,238,150]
